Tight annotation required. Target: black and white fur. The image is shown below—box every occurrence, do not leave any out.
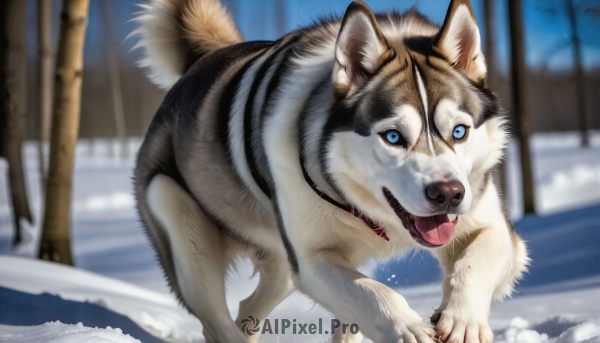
[132,1,529,342]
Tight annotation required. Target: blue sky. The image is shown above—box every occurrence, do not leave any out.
[27,0,600,73]
[229,0,600,72]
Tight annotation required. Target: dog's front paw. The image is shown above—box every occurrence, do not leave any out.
[434,309,493,343]
[399,319,437,343]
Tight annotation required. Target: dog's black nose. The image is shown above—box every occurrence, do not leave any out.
[426,180,465,210]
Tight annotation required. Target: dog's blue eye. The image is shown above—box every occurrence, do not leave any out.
[384,130,402,145]
[452,125,467,140]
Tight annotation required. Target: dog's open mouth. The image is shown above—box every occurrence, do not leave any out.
[383,188,457,247]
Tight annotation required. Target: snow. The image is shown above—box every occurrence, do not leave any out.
[505,132,600,218]
[495,317,600,343]
[0,132,599,342]
[0,256,203,342]
[552,321,600,343]
[1,254,599,343]
[0,321,141,343]
[501,317,550,343]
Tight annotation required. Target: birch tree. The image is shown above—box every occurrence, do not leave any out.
[38,0,54,195]
[39,0,90,265]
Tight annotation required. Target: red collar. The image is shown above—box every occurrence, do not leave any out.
[350,206,389,241]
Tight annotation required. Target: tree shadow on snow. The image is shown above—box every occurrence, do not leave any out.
[0,286,165,343]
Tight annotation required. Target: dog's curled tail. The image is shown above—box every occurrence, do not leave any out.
[132,0,243,89]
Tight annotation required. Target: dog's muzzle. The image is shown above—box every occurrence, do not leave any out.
[383,188,458,247]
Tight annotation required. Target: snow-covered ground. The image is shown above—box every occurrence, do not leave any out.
[0,131,599,342]
[505,132,600,218]
[0,322,142,343]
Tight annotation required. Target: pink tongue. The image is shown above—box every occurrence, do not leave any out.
[413,214,456,246]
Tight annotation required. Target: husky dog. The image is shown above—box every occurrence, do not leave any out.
[133,0,529,342]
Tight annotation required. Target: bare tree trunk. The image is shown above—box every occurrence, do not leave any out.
[38,0,54,197]
[0,1,6,158]
[273,0,286,38]
[39,0,90,265]
[566,0,590,147]
[484,0,507,203]
[2,0,33,246]
[100,0,127,159]
[508,0,535,214]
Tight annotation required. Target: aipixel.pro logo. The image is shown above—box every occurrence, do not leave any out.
[240,316,360,336]
[241,315,261,336]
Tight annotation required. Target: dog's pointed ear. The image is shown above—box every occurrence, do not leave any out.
[434,0,486,82]
[334,1,392,94]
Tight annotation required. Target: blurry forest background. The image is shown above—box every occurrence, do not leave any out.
[14,0,600,141]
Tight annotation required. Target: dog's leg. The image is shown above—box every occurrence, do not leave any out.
[432,189,528,343]
[331,310,365,342]
[234,255,295,343]
[298,251,436,343]
[332,327,364,343]
[147,174,248,343]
